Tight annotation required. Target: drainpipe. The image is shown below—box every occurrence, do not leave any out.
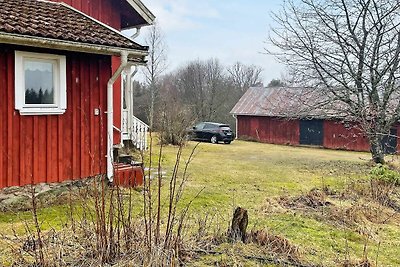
[233,114,238,139]
[118,28,141,146]
[126,66,138,140]
[130,27,141,39]
[107,51,129,182]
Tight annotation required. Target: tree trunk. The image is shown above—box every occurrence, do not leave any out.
[229,207,248,242]
[370,136,385,164]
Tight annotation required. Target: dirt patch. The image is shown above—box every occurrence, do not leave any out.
[278,188,333,210]
[246,229,300,262]
[339,259,372,267]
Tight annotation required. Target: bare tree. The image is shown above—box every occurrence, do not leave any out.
[156,74,197,145]
[270,0,400,163]
[148,58,264,140]
[175,59,229,122]
[143,22,167,129]
[227,62,263,93]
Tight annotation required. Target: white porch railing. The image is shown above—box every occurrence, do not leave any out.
[122,111,149,150]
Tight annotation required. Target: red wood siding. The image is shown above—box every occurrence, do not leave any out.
[114,164,144,187]
[30,0,130,149]
[323,121,370,152]
[50,0,121,29]
[237,116,300,145]
[0,47,110,188]
[49,0,124,145]
[237,116,400,153]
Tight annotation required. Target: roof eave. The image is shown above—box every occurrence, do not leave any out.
[61,2,146,48]
[124,0,156,26]
[0,32,148,61]
[230,113,272,117]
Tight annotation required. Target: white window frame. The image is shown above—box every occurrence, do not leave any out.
[15,51,67,115]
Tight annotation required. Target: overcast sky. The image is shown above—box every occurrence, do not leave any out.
[132,0,285,84]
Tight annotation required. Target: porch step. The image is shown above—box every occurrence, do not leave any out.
[113,163,143,187]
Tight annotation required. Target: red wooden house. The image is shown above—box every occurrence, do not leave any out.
[231,86,399,153]
[0,0,155,188]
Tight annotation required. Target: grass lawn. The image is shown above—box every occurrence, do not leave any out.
[1,140,399,266]
[159,141,400,266]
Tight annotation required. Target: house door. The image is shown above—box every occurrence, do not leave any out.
[382,128,397,154]
[300,119,324,146]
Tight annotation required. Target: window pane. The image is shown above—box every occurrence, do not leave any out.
[196,123,205,129]
[24,60,55,104]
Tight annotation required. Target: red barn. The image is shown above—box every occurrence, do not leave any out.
[231,87,399,153]
[0,0,154,188]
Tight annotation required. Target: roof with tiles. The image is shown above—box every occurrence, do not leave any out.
[0,0,147,51]
[230,86,346,119]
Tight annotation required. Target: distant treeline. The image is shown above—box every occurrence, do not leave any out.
[25,88,54,104]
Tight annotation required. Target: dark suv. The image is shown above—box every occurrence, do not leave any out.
[188,122,235,144]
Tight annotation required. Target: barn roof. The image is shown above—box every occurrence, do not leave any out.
[0,0,148,58]
[230,86,346,119]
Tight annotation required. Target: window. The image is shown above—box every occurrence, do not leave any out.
[15,51,67,115]
[204,123,216,129]
[195,122,205,130]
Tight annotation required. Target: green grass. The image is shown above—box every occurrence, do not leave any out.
[1,140,399,266]
[169,141,370,212]
[157,141,399,266]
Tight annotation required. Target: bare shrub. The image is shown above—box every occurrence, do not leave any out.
[4,137,203,266]
[278,188,332,210]
[247,229,300,261]
[155,75,197,145]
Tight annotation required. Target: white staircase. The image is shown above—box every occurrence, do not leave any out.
[121,67,149,151]
[122,111,149,150]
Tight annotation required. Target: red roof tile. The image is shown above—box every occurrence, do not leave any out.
[0,0,147,51]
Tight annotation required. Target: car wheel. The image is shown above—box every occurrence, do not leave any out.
[224,141,231,144]
[210,135,218,144]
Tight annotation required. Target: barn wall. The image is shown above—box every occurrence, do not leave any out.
[237,116,400,153]
[323,121,370,152]
[0,46,110,188]
[237,116,300,145]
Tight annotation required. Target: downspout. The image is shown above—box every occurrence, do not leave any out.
[126,66,138,140]
[124,27,141,143]
[117,28,141,147]
[233,114,238,139]
[107,51,129,182]
[130,27,141,39]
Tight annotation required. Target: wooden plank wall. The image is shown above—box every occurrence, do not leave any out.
[0,47,110,188]
[50,0,123,145]
[50,0,120,29]
[237,116,400,153]
[323,121,370,152]
[237,116,300,145]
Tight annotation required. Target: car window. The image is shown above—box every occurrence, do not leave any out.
[204,123,217,129]
[195,122,205,129]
